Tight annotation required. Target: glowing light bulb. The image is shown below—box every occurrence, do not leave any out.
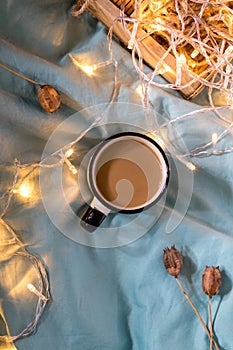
[188,60,197,69]
[67,162,78,175]
[177,54,186,67]
[80,65,95,76]
[64,150,78,175]
[27,283,48,302]
[212,132,218,154]
[65,159,78,175]
[176,54,186,86]
[135,84,144,97]
[212,132,218,144]
[191,49,199,59]
[68,54,96,76]
[13,182,33,198]
[186,162,197,171]
[27,283,36,292]
[154,24,165,32]
[64,148,78,175]
[65,148,74,158]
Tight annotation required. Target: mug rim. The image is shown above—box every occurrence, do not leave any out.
[88,131,170,214]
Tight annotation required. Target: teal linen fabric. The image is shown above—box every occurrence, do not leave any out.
[0,1,233,350]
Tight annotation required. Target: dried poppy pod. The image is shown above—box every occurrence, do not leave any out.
[202,266,222,297]
[163,245,183,278]
[38,85,61,113]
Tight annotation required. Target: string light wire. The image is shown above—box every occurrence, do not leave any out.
[1,0,233,341]
[105,0,233,160]
[0,220,50,343]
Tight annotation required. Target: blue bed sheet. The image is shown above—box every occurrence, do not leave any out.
[0,1,233,350]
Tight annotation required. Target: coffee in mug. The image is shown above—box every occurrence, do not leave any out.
[81,132,169,229]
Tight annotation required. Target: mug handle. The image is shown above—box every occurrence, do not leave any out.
[81,198,110,231]
[81,206,106,229]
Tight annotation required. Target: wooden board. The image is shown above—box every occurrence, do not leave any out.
[86,0,206,99]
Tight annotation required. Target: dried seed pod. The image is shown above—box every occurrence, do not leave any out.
[202,266,222,297]
[38,85,61,113]
[163,245,183,278]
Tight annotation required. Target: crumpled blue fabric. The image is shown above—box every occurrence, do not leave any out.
[0,1,233,350]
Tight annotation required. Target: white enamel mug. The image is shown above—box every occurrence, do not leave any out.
[81,132,169,230]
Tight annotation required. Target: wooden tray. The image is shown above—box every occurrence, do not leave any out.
[86,0,207,99]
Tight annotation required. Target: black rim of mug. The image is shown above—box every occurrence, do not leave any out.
[88,131,170,214]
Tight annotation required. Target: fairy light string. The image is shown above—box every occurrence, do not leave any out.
[0,218,50,343]
[0,150,74,342]
[71,0,233,162]
[0,65,122,341]
[1,0,233,342]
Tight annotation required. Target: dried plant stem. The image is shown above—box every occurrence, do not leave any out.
[0,63,41,86]
[175,278,219,350]
[209,297,213,350]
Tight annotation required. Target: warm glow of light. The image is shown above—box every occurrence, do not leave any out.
[70,165,78,175]
[27,283,36,292]
[8,267,36,297]
[13,182,33,198]
[65,148,74,158]
[80,65,95,76]
[176,54,187,85]
[27,283,48,302]
[161,63,173,75]
[186,162,197,171]
[191,49,199,59]
[154,24,165,32]
[158,67,167,75]
[147,133,166,150]
[64,158,78,175]
[212,132,218,144]
[135,84,144,97]
[64,146,78,175]
[68,54,96,76]
[188,60,197,69]
[212,90,233,107]
[177,54,187,67]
